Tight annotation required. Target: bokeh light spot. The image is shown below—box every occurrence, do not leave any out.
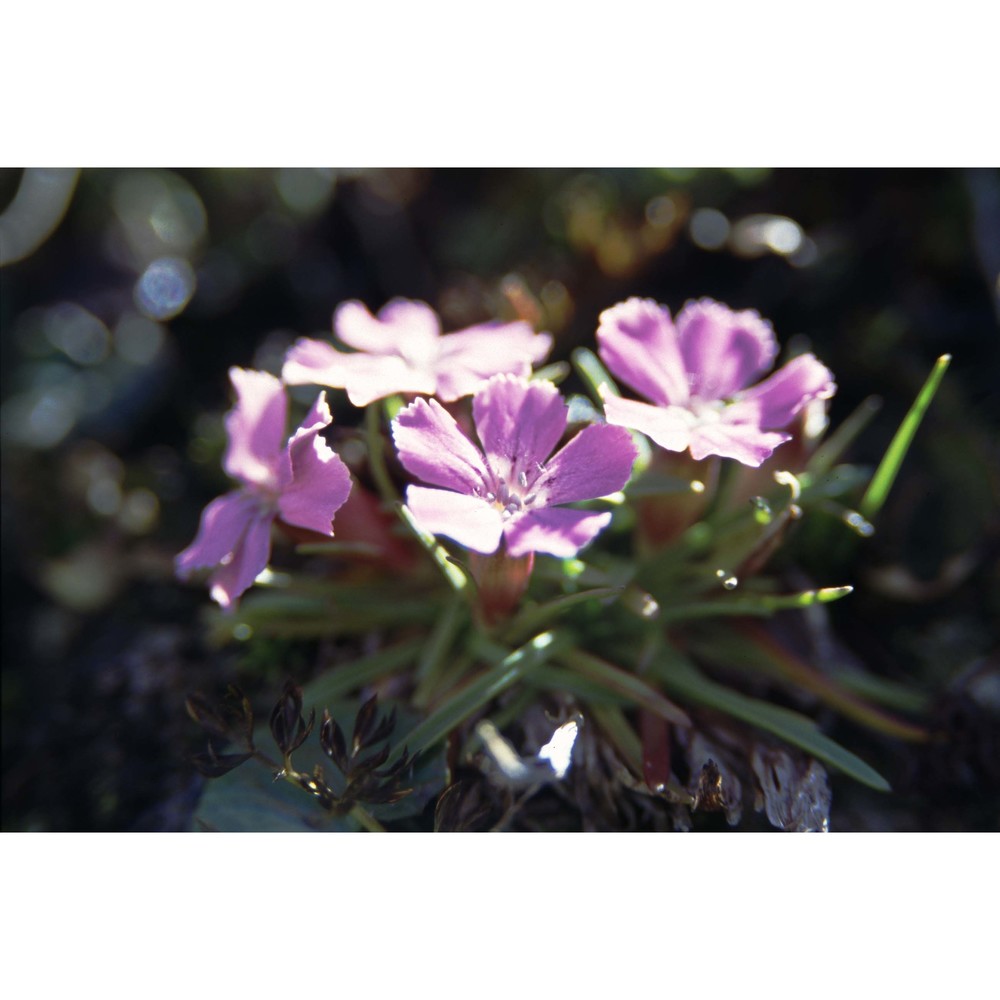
[115,312,166,365]
[275,168,336,215]
[118,488,160,534]
[134,257,197,320]
[690,208,730,250]
[43,303,110,366]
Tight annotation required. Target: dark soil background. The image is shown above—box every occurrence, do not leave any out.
[2,167,998,832]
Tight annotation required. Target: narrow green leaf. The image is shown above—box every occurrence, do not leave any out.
[625,471,709,498]
[647,649,891,791]
[504,587,622,642]
[527,664,633,706]
[303,637,424,707]
[396,502,471,595]
[689,625,929,743]
[531,361,571,384]
[572,346,620,400]
[413,594,469,707]
[859,354,951,521]
[395,631,565,761]
[661,585,853,622]
[555,647,691,727]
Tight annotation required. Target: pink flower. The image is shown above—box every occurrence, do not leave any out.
[597,297,836,467]
[175,368,352,609]
[392,374,637,558]
[282,298,553,406]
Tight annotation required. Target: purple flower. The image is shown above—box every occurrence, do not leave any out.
[596,297,836,467]
[282,298,554,407]
[392,374,637,558]
[175,368,352,609]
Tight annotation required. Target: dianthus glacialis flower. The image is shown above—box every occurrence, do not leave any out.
[282,298,553,407]
[175,368,352,609]
[392,374,637,558]
[597,298,836,467]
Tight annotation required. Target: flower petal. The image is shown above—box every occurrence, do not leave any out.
[533,423,637,506]
[596,298,690,407]
[434,321,553,401]
[688,406,791,466]
[405,485,503,554]
[278,393,352,536]
[472,375,567,490]
[292,389,335,438]
[175,490,260,577]
[208,511,273,610]
[222,368,287,488]
[335,298,440,361]
[503,507,612,558]
[282,338,435,405]
[675,298,778,400]
[282,337,349,387]
[392,397,491,494]
[601,391,694,453]
[737,353,836,429]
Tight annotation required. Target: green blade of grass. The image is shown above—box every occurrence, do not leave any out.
[859,354,951,521]
[530,361,571,384]
[303,637,425,706]
[396,502,472,595]
[647,647,891,791]
[571,346,620,400]
[395,631,566,761]
[412,594,469,708]
[661,585,853,623]
[527,663,634,706]
[554,647,691,727]
[503,587,623,643]
[690,624,929,742]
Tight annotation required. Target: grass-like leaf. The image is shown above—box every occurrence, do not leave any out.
[503,587,623,643]
[689,624,929,742]
[859,354,951,521]
[395,631,566,762]
[555,647,691,727]
[661,585,853,622]
[396,502,472,595]
[647,647,891,791]
[572,346,620,400]
[304,637,424,706]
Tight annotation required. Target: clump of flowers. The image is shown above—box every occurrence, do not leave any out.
[179,294,948,833]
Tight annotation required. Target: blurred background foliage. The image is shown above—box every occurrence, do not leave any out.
[2,167,998,831]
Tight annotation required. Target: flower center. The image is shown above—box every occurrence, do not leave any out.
[483,464,542,521]
[688,397,727,425]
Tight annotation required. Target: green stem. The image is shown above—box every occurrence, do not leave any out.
[366,402,399,504]
[349,804,387,832]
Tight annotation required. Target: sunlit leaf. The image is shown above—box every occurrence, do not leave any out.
[648,647,891,791]
[859,354,951,521]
